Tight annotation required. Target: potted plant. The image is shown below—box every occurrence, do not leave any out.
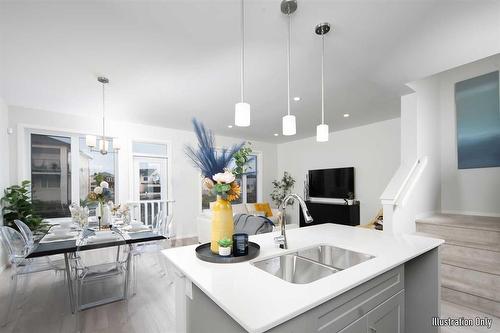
[1,180,47,233]
[217,238,232,256]
[270,171,296,207]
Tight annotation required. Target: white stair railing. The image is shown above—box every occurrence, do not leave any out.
[380,157,427,233]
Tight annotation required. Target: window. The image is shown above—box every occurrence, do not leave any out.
[31,134,72,218]
[201,153,259,210]
[28,131,119,218]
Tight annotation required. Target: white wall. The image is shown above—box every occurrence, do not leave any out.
[387,76,442,234]
[439,54,500,216]
[8,106,278,238]
[276,118,401,226]
[0,98,9,269]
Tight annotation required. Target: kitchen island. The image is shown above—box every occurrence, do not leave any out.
[163,223,443,333]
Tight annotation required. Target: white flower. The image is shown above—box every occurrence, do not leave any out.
[100,181,109,189]
[93,186,103,194]
[213,171,235,184]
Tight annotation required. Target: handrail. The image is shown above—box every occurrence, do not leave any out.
[392,158,421,206]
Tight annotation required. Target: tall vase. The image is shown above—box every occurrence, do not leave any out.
[210,196,234,253]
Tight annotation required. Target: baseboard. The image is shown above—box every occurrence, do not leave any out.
[175,233,198,240]
[441,210,500,218]
[415,210,439,220]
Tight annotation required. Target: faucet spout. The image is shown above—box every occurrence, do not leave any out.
[275,193,313,249]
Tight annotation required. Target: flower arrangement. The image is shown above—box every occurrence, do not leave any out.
[87,180,113,224]
[185,119,250,203]
[202,170,241,202]
[87,180,111,204]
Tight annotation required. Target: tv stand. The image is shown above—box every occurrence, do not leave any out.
[299,200,360,227]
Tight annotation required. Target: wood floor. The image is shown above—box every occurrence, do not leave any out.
[0,237,498,333]
[0,237,198,333]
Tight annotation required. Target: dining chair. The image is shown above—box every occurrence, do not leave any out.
[0,226,66,326]
[130,211,173,295]
[72,228,130,319]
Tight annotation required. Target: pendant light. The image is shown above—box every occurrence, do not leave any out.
[315,22,331,142]
[86,77,121,154]
[281,0,297,136]
[234,0,250,127]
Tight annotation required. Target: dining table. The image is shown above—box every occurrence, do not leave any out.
[26,220,166,313]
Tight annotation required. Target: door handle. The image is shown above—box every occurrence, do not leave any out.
[369,328,376,332]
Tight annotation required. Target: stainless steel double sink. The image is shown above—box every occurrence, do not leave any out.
[252,245,375,284]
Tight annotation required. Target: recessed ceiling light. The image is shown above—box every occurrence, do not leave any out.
[293,97,301,101]
[274,133,279,137]
[228,125,233,128]
[343,113,350,118]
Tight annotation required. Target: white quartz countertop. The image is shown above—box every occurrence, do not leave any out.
[162,224,443,333]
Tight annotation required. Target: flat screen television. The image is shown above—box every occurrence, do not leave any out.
[308,167,355,199]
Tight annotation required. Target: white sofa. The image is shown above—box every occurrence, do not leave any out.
[196,203,281,243]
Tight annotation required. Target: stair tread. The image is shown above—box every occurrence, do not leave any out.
[442,287,500,318]
[416,213,500,232]
[414,230,500,252]
[443,258,500,276]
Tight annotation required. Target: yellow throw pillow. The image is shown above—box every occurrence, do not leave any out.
[254,203,273,217]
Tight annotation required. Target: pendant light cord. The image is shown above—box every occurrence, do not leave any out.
[240,0,245,102]
[102,81,106,140]
[321,33,325,124]
[287,13,291,116]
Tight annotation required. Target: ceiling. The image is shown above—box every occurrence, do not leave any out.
[1,0,499,143]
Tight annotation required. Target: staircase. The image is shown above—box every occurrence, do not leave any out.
[415,214,500,317]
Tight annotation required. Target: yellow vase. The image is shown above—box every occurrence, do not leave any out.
[210,197,234,253]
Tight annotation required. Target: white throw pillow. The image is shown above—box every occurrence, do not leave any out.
[232,203,249,215]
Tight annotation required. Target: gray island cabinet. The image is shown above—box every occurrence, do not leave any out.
[164,224,442,333]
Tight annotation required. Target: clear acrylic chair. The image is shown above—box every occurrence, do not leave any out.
[130,211,173,295]
[72,228,130,318]
[0,226,66,326]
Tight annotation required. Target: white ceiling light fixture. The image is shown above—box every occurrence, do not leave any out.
[235,0,251,127]
[86,77,120,155]
[343,113,350,118]
[293,96,301,101]
[315,22,331,143]
[281,0,297,136]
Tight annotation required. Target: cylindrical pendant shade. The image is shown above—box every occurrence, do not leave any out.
[316,124,329,142]
[86,135,97,148]
[99,139,109,153]
[235,102,251,127]
[282,115,296,136]
[112,138,121,150]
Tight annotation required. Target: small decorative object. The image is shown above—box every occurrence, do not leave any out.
[456,71,500,169]
[69,203,89,227]
[1,180,47,232]
[232,233,249,257]
[217,238,233,256]
[185,119,247,253]
[118,203,131,225]
[270,171,296,207]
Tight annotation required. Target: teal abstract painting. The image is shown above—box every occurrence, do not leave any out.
[455,71,500,169]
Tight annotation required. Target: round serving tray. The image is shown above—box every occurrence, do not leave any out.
[195,242,260,264]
